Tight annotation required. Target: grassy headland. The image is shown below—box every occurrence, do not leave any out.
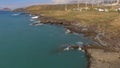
[15,4,120,68]
[22,4,120,47]
[24,4,119,25]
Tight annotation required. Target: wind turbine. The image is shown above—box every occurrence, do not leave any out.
[65,4,68,11]
[77,0,80,10]
[85,0,88,11]
[91,0,94,8]
[96,0,100,7]
[116,0,119,5]
[64,0,68,11]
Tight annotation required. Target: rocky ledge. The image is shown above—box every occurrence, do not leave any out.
[35,15,120,68]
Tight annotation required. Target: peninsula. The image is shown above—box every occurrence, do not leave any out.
[14,4,120,68]
[0,8,11,11]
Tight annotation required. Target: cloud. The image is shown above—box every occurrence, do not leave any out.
[52,0,70,4]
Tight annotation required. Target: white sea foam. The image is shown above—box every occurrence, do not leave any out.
[64,47,70,51]
[65,29,71,34]
[12,13,20,16]
[35,23,43,26]
[31,16,39,19]
[78,47,82,51]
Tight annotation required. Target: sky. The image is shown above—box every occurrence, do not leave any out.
[0,0,117,9]
[0,0,70,9]
[0,0,52,9]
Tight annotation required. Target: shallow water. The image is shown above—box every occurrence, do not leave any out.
[0,11,91,68]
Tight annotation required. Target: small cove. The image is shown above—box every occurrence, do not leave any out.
[0,11,92,68]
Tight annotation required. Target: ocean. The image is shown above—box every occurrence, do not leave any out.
[0,11,91,68]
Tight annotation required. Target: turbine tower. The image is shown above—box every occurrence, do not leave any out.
[77,0,80,9]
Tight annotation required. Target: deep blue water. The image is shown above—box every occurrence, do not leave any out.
[0,11,91,68]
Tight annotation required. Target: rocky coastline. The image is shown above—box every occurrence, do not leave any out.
[12,3,120,67]
[32,15,120,68]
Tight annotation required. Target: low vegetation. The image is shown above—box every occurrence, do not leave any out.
[24,4,119,26]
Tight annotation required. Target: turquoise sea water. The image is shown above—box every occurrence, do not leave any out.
[0,11,91,68]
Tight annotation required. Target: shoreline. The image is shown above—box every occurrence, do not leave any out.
[32,15,120,68]
[23,9,120,68]
[30,15,96,67]
[13,3,120,67]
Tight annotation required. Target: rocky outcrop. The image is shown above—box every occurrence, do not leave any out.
[39,16,73,26]
[38,16,98,38]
